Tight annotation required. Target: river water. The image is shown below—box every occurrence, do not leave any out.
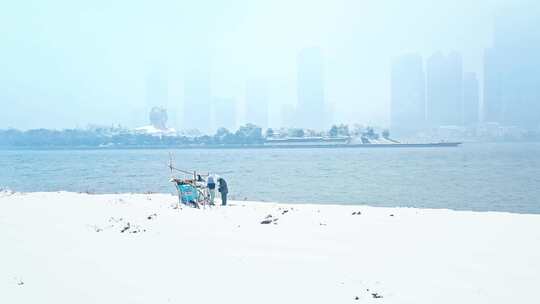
[1,143,539,213]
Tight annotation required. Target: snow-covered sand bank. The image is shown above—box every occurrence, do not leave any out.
[1,191,539,303]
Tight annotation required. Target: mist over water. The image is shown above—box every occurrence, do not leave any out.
[2,143,539,214]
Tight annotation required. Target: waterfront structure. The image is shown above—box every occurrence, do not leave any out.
[149,107,168,130]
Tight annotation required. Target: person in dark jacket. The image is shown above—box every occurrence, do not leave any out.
[218,177,228,206]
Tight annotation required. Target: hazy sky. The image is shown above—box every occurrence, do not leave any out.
[0,0,534,130]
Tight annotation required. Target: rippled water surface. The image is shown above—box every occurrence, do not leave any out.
[1,143,539,213]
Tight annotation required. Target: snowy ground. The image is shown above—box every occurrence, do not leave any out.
[1,191,539,303]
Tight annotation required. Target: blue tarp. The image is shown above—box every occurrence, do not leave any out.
[177,184,198,204]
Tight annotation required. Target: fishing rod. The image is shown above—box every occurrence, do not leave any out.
[167,152,233,177]
[167,152,197,175]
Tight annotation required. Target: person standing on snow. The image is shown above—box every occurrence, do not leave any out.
[206,174,216,206]
[218,177,228,206]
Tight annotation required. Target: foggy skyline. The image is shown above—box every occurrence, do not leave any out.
[484,4,540,129]
[1,0,538,130]
[426,51,464,127]
[390,54,426,135]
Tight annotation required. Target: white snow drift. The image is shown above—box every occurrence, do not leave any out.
[1,192,539,304]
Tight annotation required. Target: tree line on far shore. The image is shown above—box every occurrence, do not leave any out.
[0,124,389,148]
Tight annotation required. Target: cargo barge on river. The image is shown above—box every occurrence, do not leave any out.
[262,137,461,148]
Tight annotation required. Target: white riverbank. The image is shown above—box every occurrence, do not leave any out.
[1,191,539,303]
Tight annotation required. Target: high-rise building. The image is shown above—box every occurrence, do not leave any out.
[390,54,426,135]
[280,104,296,128]
[297,47,325,130]
[463,72,479,125]
[213,98,237,131]
[483,7,540,129]
[245,80,269,129]
[183,58,211,133]
[483,47,505,124]
[145,65,168,110]
[426,52,463,127]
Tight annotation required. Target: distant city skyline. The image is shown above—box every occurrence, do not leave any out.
[390,4,539,135]
[390,54,426,136]
[213,97,237,131]
[463,72,479,126]
[296,47,327,130]
[245,80,269,129]
[484,6,540,130]
[145,65,168,111]
[183,51,212,133]
[426,51,463,127]
[1,1,538,130]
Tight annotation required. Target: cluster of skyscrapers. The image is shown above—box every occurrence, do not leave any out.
[391,52,481,136]
[145,47,328,134]
[392,8,539,136]
[484,7,540,130]
[144,8,540,137]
